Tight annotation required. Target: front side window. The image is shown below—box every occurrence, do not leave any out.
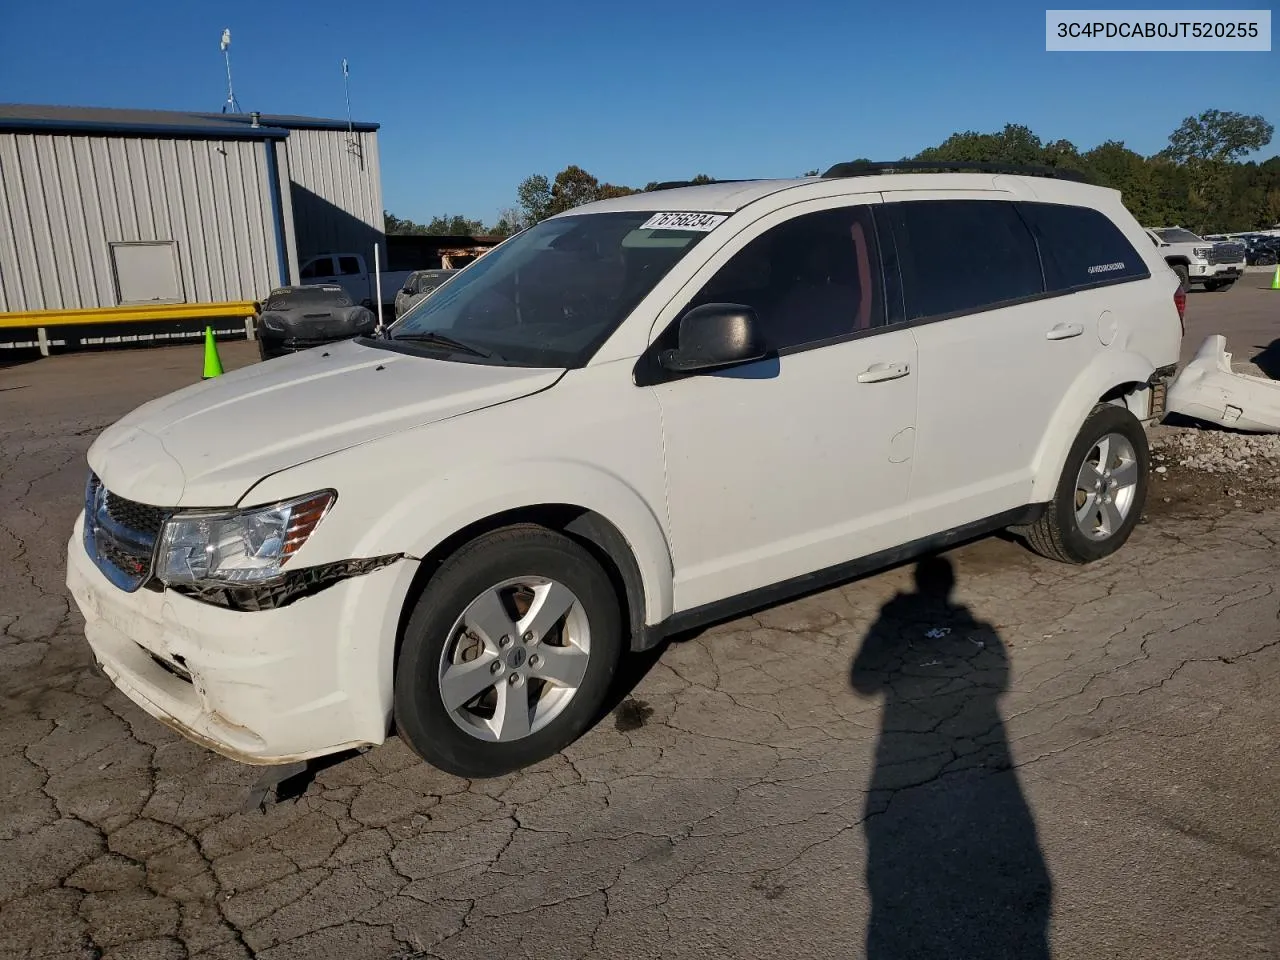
[885,199,1044,320]
[386,212,713,367]
[677,205,885,353]
[1019,202,1150,291]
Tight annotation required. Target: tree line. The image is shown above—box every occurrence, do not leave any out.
[387,109,1277,238]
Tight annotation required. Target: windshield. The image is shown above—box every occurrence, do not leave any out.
[266,286,352,310]
[384,211,714,367]
[1155,228,1204,244]
[414,270,454,294]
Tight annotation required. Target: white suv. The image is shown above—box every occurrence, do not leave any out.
[67,163,1184,777]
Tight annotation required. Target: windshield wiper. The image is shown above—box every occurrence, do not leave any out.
[391,331,494,359]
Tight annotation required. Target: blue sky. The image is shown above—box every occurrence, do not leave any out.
[2,0,1276,224]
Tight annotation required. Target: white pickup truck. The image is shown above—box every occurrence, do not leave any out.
[298,252,414,308]
[1143,227,1246,292]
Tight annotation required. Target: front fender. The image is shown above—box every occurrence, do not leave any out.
[311,459,676,627]
[1029,352,1156,502]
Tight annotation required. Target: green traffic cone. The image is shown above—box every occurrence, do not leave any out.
[1271,264,1280,290]
[202,326,224,379]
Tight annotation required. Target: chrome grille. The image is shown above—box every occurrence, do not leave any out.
[1207,243,1246,265]
[83,472,171,592]
[104,492,168,540]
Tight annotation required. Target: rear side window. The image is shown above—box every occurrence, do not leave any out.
[1019,202,1150,291]
[883,200,1043,320]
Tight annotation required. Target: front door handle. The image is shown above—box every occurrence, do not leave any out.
[857,361,911,383]
[1046,322,1085,341]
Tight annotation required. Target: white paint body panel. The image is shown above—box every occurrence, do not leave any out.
[1168,335,1280,433]
[86,338,563,507]
[657,327,918,611]
[67,172,1183,763]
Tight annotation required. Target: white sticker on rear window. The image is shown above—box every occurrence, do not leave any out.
[1087,262,1126,274]
[640,211,727,232]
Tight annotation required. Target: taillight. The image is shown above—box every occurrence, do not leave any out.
[1174,286,1186,334]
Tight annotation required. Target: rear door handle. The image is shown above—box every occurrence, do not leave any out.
[1046,322,1085,341]
[857,361,911,383]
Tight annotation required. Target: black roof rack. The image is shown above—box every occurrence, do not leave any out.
[645,178,756,191]
[821,160,1093,184]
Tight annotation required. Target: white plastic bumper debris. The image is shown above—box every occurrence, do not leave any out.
[1167,335,1280,433]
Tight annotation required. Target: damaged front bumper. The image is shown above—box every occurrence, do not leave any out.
[1166,335,1280,433]
[66,513,418,764]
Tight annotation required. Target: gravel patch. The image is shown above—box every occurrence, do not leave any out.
[1151,428,1280,475]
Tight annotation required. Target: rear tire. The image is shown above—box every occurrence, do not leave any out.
[393,525,623,778]
[1022,404,1149,565]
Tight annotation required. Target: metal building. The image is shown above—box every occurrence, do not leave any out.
[197,112,384,266]
[0,103,383,339]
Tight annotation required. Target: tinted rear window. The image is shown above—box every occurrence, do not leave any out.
[884,199,1044,320]
[1019,202,1150,291]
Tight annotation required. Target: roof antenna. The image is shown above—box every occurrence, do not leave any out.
[220,29,242,114]
[342,58,364,168]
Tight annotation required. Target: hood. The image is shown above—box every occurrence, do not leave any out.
[88,338,563,507]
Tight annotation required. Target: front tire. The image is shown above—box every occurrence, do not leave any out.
[1171,263,1190,287]
[1022,405,1149,564]
[1203,279,1235,292]
[393,525,623,778]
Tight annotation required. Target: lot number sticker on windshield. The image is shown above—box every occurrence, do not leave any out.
[641,212,727,232]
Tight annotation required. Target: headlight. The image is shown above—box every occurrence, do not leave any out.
[156,490,335,585]
[260,314,284,332]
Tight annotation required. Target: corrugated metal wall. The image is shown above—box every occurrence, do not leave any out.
[0,132,280,313]
[282,128,384,261]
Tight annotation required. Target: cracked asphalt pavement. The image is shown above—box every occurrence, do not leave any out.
[2,330,1278,959]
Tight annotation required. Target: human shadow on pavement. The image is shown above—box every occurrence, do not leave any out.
[1252,338,1279,380]
[850,556,1053,959]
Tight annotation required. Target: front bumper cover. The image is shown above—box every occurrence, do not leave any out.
[66,514,418,764]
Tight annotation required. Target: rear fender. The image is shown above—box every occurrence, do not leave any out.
[1030,353,1157,502]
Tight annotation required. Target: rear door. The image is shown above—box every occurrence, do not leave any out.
[879,194,1094,540]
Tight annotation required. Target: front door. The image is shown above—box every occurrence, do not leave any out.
[647,199,919,613]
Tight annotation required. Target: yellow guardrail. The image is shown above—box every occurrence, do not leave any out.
[0,301,258,330]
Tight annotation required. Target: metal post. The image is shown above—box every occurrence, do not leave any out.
[374,242,384,332]
[36,327,49,357]
[244,315,256,341]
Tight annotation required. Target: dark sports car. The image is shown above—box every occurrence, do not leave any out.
[256,285,378,360]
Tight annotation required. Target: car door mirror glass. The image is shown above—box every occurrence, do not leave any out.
[658,303,767,374]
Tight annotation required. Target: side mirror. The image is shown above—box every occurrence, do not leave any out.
[401,286,413,295]
[659,303,767,374]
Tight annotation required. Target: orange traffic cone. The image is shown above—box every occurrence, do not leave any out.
[202,326,224,379]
